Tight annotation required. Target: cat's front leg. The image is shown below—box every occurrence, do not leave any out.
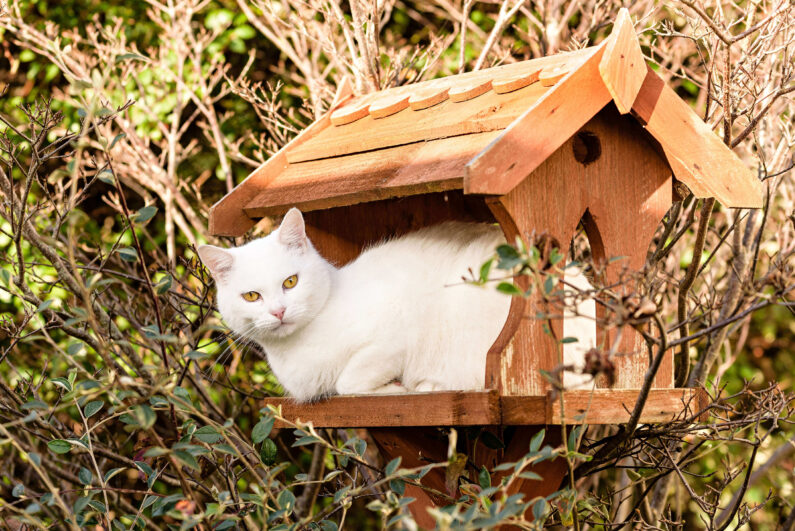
[335,347,404,396]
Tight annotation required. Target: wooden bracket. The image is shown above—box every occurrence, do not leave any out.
[598,8,646,114]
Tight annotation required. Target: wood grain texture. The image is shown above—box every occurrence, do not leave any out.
[487,107,673,395]
[492,69,541,94]
[369,93,410,119]
[465,44,609,196]
[263,388,704,427]
[265,391,501,428]
[243,131,501,217]
[598,8,646,114]
[539,62,570,86]
[448,79,493,102]
[539,388,706,424]
[285,49,593,164]
[408,86,450,110]
[632,66,763,208]
[208,80,354,236]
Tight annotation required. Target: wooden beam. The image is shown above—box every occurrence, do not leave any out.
[631,67,763,208]
[265,391,501,428]
[598,8,646,114]
[242,131,500,217]
[262,388,706,427]
[500,388,707,425]
[207,79,354,236]
[465,44,611,196]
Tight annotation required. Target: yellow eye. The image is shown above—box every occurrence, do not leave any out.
[242,291,260,302]
[282,274,298,289]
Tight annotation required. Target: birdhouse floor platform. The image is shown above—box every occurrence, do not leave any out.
[265,388,707,428]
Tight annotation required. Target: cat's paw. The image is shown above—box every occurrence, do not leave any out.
[371,383,407,395]
[413,381,444,392]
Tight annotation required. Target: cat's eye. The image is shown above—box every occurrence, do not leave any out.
[242,291,261,302]
[282,274,298,290]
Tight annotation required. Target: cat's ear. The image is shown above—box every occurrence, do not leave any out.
[197,245,234,283]
[278,208,307,251]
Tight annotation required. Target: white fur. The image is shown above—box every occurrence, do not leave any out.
[199,209,595,402]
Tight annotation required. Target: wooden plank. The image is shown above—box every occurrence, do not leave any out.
[598,8,646,114]
[541,388,706,425]
[576,110,674,389]
[631,66,763,208]
[286,48,593,164]
[465,44,609,196]
[243,131,500,217]
[485,107,673,395]
[539,62,570,86]
[409,85,450,110]
[492,69,541,94]
[208,79,354,236]
[264,391,501,428]
[369,93,410,119]
[449,79,492,102]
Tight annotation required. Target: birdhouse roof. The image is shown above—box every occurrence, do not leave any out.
[210,9,762,237]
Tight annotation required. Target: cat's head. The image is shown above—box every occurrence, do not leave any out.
[198,208,333,341]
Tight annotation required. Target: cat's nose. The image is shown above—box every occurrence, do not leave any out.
[270,307,286,321]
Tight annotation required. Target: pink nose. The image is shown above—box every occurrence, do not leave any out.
[270,307,286,321]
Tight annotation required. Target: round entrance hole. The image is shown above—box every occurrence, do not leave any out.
[572,131,602,166]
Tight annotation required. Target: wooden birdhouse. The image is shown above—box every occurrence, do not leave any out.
[208,9,761,525]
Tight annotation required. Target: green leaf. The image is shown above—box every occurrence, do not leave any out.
[51,377,72,392]
[67,342,84,356]
[389,479,405,497]
[173,450,199,471]
[103,467,126,483]
[518,471,542,481]
[84,400,104,418]
[12,483,25,497]
[154,274,172,294]
[109,133,126,149]
[277,489,295,515]
[496,282,523,296]
[259,438,277,465]
[529,429,545,453]
[496,244,523,269]
[37,299,54,312]
[132,206,157,224]
[79,467,92,485]
[22,399,48,410]
[194,426,223,444]
[24,502,41,514]
[74,496,91,514]
[117,247,138,262]
[252,417,274,444]
[543,275,557,295]
[184,350,208,361]
[353,438,366,457]
[116,52,147,63]
[28,452,41,466]
[214,520,238,530]
[143,447,170,457]
[479,258,493,283]
[132,405,157,429]
[97,169,115,185]
[560,337,579,344]
[478,466,491,489]
[385,457,401,477]
[48,439,72,454]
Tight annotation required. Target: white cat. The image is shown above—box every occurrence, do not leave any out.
[199,208,594,402]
